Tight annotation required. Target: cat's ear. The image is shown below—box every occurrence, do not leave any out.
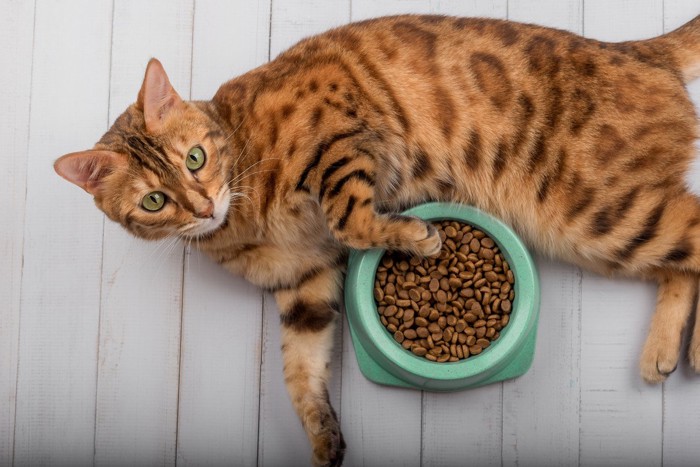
[136,58,184,133]
[54,150,127,195]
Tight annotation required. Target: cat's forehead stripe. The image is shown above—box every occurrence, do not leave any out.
[125,133,178,181]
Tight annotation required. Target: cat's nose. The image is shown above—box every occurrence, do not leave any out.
[194,198,214,219]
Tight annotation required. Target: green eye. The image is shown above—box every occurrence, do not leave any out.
[142,191,166,211]
[186,146,206,171]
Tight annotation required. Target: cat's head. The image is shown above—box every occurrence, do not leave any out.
[54,58,231,240]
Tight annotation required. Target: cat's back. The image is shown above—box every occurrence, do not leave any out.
[229,14,695,152]
[213,15,697,231]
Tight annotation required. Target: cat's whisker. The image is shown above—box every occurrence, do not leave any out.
[150,235,183,276]
[228,167,279,187]
[231,184,261,199]
[144,234,178,264]
[220,117,245,146]
[228,158,279,188]
[229,136,253,173]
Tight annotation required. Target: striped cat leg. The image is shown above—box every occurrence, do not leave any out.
[639,271,697,383]
[274,267,345,467]
[316,159,440,256]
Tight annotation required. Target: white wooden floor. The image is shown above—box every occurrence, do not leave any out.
[3,0,700,466]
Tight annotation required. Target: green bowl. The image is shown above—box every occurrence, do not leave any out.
[344,202,540,391]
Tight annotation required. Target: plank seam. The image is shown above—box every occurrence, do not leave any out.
[500,382,504,467]
[92,1,115,464]
[267,0,273,61]
[337,310,344,425]
[12,0,38,463]
[257,5,272,463]
[577,267,583,467]
[188,0,196,101]
[175,4,197,462]
[256,293,267,467]
[419,390,424,467]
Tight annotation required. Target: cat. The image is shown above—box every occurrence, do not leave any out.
[54,14,700,466]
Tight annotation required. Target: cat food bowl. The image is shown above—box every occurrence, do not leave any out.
[344,202,540,391]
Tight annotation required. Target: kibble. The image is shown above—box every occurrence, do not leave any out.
[374,220,515,363]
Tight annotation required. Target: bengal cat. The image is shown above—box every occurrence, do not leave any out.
[54,15,700,466]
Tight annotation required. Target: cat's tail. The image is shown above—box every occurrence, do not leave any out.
[656,14,700,83]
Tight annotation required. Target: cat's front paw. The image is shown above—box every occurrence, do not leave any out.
[305,402,346,467]
[640,337,680,383]
[310,419,345,467]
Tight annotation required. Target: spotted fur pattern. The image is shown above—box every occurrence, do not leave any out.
[55,15,700,466]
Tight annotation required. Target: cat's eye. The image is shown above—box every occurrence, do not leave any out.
[186,146,206,171]
[142,191,166,211]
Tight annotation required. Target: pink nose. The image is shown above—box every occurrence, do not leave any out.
[194,199,214,219]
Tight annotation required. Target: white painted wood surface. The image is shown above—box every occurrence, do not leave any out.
[3,1,700,466]
[94,2,193,465]
[12,1,112,465]
[0,1,34,464]
[176,2,270,466]
[502,4,584,467]
[580,3,665,467]
[259,4,348,464]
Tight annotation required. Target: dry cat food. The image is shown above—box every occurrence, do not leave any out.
[374,220,515,362]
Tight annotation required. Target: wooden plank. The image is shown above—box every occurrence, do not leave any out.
[12,0,112,464]
[579,275,661,466]
[579,4,664,466]
[584,0,664,41]
[93,1,193,465]
[176,2,270,465]
[342,4,423,464]
[418,3,509,466]
[508,0,583,30]
[270,0,350,58]
[352,0,431,20]
[500,4,584,466]
[257,2,348,464]
[177,252,264,467]
[428,0,507,17]
[0,1,35,464]
[353,0,509,21]
[257,294,315,466]
[502,258,582,467]
[340,323,422,467]
[189,0,272,100]
[258,297,343,466]
[661,3,700,466]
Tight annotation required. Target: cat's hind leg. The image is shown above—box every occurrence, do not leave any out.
[640,270,697,383]
[273,266,345,467]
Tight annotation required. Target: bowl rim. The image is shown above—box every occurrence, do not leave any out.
[345,202,539,384]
